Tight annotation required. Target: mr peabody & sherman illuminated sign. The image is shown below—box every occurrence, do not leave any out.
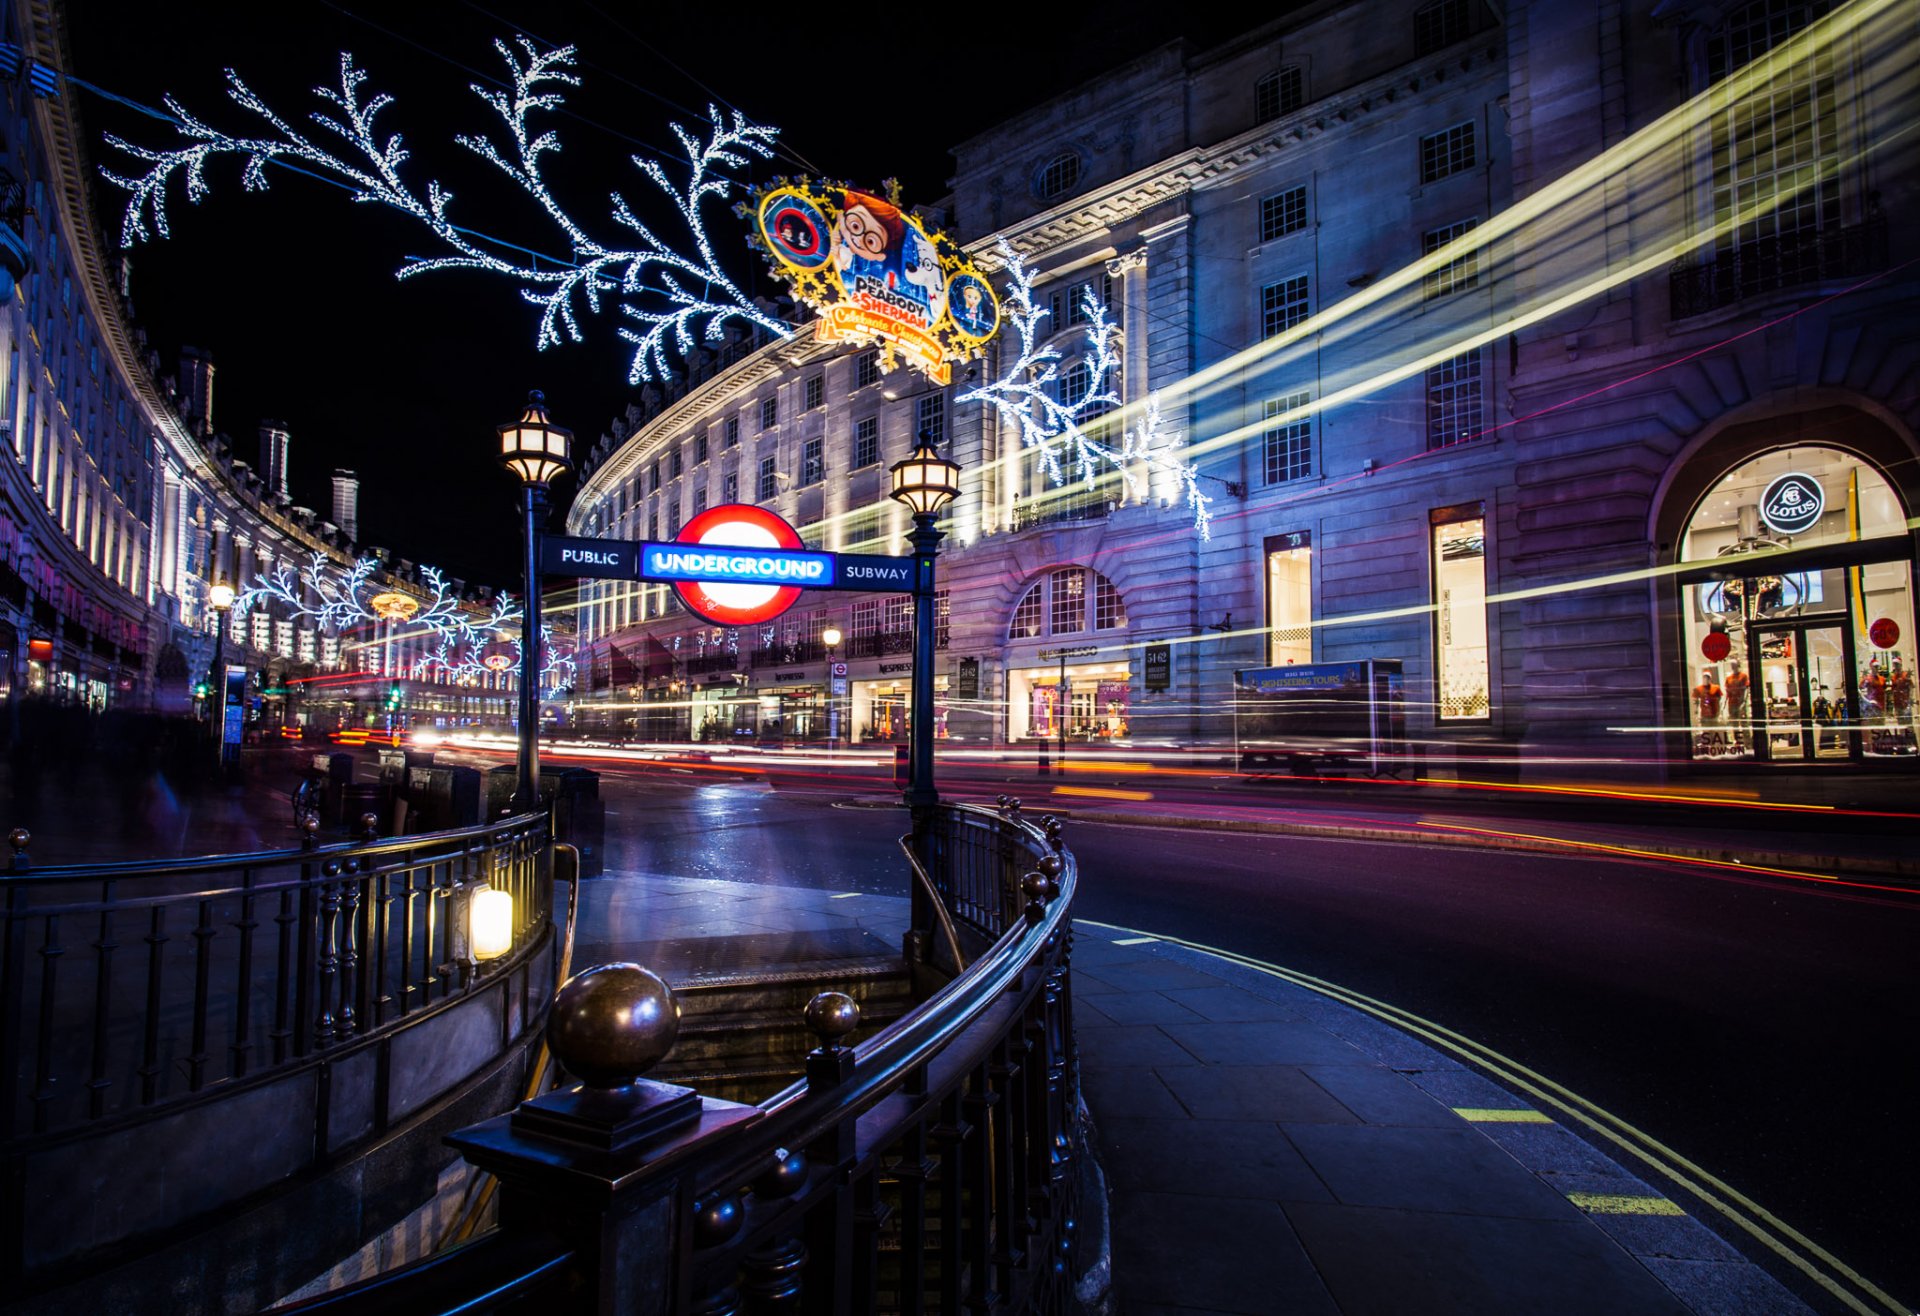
[541,503,921,627]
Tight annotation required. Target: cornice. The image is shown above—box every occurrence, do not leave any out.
[967,40,1507,266]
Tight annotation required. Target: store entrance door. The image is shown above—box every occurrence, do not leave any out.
[1750,622,1854,762]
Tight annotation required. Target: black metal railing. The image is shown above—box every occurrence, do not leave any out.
[848,628,914,659]
[1011,487,1115,531]
[1669,216,1889,318]
[0,814,552,1141]
[292,799,1080,1315]
[684,651,740,677]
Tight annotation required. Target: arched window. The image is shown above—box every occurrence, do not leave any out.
[1007,567,1129,641]
[1035,152,1081,201]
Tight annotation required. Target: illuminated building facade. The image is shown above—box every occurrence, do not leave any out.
[568,0,1916,773]
[0,1,521,735]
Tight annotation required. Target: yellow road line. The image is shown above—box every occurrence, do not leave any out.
[1412,821,1840,883]
[1454,1107,1553,1124]
[1568,1192,1687,1217]
[1075,918,1903,1316]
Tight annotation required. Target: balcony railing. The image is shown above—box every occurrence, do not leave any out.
[750,637,825,669]
[1669,216,1889,318]
[1011,487,1115,532]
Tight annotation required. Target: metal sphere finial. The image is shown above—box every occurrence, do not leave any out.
[547,963,682,1088]
[804,991,859,1047]
[8,828,29,853]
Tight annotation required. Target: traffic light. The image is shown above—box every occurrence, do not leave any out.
[192,680,212,698]
[386,684,404,709]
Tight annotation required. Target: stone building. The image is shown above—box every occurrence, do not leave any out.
[564,0,1916,776]
[0,0,525,735]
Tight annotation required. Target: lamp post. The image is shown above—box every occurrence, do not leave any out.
[821,624,842,751]
[888,434,961,810]
[499,390,573,814]
[209,576,235,767]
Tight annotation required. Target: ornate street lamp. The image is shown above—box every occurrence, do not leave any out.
[209,575,236,767]
[821,625,842,751]
[499,390,572,813]
[888,434,961,810]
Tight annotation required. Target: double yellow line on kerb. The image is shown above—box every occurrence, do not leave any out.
[1078,919,1907,1316]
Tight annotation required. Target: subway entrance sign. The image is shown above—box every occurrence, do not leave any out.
[540,503,923,627]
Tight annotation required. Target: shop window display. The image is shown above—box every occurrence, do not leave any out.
[1679,446,1913,761]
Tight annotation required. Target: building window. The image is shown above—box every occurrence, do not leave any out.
[845,505,883,546]
[1049,568,1087,634]
[801,436,824,486]
[1261,276,1310,338]
[853,416,879,469]
[1266,531,1313,666]
[692,487,708,517]
[856,351,881,389]
[649,460,661,493]
[725,416,740,448]
[1432,510,1489,720]
[1255,66,1304,122]
[1707,0,1840,261]
[695,429,709,463]
[1422,217,1481,299]
[1420,122,1477,183]
[806,373,824,410]
[1260,186,1309,243]
[723,471,738,502]
[1010,585,1044,639]
[1095,575,1127,631]
[915,393,945,445]
[1414,0,1471,54]
[852,597,879,637]
[761,396,778,429]
[758,455,778,501]
[671,447,684,478]
[1426,350,1483,448]
[1060,362,1094,410]
[1036,151,1081,200]
[648,509,658,540]
[1262,392,1313,484]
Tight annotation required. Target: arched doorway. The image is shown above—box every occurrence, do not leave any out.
[1674,445,1914,763]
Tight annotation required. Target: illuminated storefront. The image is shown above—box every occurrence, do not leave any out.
[1675,446,1914,764]
[850,671,949,743]
[1008,657,1134,743]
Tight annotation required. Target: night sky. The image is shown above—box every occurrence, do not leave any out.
[65,2,1258,585]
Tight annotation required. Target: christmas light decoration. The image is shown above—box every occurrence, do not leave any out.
[103,39,789,382]
[959,243,1213,538]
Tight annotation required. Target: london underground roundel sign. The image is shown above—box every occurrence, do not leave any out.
[671,504,808,627]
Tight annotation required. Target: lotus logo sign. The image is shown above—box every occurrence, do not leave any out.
[1758,472,1824,536]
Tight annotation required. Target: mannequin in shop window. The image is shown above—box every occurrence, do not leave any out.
[1860,658,1887,718]
[1811,684,1838,752]
[1724,658,1751,756]
[1886,655,1914,753]
[1693,665,1725,757]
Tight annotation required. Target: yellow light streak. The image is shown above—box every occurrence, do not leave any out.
[1051,785,1155,801]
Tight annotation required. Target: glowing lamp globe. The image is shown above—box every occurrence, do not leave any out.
[889,439,962,517]
[470,885,515,961]
[822,626,842,649]
[209,580,236,612]
[499,390,573,488]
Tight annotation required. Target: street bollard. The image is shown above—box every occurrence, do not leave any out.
[1037,739,1051,776]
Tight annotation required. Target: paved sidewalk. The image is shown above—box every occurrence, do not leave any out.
[1071,930,1816,1316]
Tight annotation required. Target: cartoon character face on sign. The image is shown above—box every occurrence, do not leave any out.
[834,192,906,292]
[900,228,945,322]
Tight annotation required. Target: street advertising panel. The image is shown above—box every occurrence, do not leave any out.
[749,181,1000,385]
[1233,660,1405,777]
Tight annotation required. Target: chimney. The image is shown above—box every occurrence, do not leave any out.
[178,346,215,436]
[259,421,291,496]
[331,469,360,542]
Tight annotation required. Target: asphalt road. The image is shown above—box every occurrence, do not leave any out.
[576,767,1918,1312]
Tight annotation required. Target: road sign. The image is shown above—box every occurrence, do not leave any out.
[541,535,639,579]
[831,662,849,678]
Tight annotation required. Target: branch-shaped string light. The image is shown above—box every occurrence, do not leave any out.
[958,243,1213,538]
[103,39,789,382]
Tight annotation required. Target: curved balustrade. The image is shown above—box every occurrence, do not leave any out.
[291,797,1082,1315]
[1,814,561,1305]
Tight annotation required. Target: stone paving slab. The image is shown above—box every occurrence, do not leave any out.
[1072,924,1817,1316]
